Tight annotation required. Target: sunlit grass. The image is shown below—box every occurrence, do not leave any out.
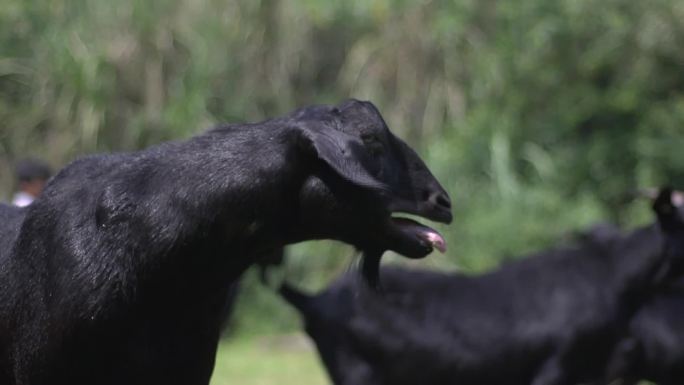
[210,333,329,385]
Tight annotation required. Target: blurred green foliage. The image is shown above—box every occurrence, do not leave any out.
[210,334,328,385]
[1,0,684,334]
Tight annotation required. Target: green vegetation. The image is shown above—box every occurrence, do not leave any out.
[210,334,328,385]
[1,0,684,382]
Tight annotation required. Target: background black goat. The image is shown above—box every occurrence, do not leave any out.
[281,189,684,385]
[582,197,684,385]
[601,280,684,385]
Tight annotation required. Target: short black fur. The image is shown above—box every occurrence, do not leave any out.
[0,100,450,385]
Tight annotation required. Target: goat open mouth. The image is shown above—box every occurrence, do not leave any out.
[360,217,446,288]
[386,216,447,257]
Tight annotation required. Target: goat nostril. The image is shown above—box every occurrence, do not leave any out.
[423,190,451,210]
[436,194,451,209]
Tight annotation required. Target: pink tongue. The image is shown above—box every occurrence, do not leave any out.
[391,218,447,254]
[421,229,447,253]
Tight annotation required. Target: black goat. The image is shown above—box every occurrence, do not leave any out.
[218,248,286,334]
[0,203,25,381]
[590,200,684,385]
[0,203,24,251]
[0,100,451,385]
[599,280,684,385]
[629,283,684,385]
[281,189,684,385]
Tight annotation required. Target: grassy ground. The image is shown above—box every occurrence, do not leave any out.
[209,332,657,385]
[210,333,329,385]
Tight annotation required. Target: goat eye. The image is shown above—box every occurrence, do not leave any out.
[361,134,385,156]
[361,132,376,143]
[361,133,384,155]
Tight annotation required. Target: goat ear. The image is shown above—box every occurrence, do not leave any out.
[653,187,683,231]
[296,123,388,191]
